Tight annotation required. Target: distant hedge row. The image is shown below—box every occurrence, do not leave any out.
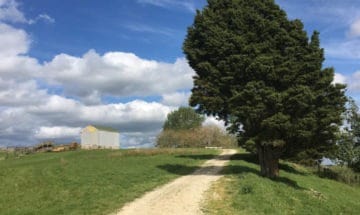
[156,125,237,148]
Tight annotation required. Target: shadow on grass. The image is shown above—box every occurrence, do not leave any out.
[175,154,215,160]
[158,164,199,176]
[176,154,236,161]
[224,164,304,190]
[159,152,305,190]
[279,163,308,175]
[230,153,258,164]
[274,176,304,189]
[158,163,304,190]
[158,164,238,176]
[230,153,308,175]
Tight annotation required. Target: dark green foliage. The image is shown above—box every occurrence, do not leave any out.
[163,107,205,130]
[183,0,346,177]
[354,162,360,172]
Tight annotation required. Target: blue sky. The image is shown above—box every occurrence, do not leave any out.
[23,0,207,62]
[0,0,360,148]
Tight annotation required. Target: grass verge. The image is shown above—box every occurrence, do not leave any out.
[203,150,360,215]
[0,148,218,215]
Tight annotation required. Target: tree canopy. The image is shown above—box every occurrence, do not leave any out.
[163,107,205,131]
[337,97,360,171]
[156,125,237,148]
[345,98,360,146]
[183,0,346,177]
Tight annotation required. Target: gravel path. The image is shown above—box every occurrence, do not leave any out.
[114,149,237,215]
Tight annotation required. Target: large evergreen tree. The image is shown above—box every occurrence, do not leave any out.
[183,0,346,178]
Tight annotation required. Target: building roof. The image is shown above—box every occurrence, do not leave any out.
[87,125,119,133]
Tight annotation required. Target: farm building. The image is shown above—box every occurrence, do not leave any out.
[81,125,120,149]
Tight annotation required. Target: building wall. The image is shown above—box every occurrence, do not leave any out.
[98,131,120,149]
[81,129,99,149]
[81,126,120,149]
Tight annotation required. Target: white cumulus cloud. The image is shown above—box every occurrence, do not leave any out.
[0,79,48,106]
[0,11,188,147]
[330,71,360,92]
[40,50,194,101]
[0,23,29,56]
[349,71,360,91]
[333,73,346,84]
[161,91,191,106]
[348,19,360,38]
[35,126,81,139]
[0,0,26,23]
[0,0,54,25]
[203,116,226,131]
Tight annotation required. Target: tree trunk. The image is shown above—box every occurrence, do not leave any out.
[258,145,280,178]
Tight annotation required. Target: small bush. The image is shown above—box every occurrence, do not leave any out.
[241,185,253,194]
[34,141,54,152]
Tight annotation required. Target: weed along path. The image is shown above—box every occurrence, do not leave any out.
[114,149,237,215]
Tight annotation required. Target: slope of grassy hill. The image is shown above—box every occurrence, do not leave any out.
[0,148,218,215]
[203,150,360,215]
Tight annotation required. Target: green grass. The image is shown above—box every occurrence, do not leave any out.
[0,151,5,160]
[0,148,218,215]
[204,150,360,215]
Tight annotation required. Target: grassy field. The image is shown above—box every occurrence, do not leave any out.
[0,151,9,160]
[0,148,218,215]
[0,151,5,159]
[203,150,360,215]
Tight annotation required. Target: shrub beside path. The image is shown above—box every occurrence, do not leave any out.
[114,149,237,215]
